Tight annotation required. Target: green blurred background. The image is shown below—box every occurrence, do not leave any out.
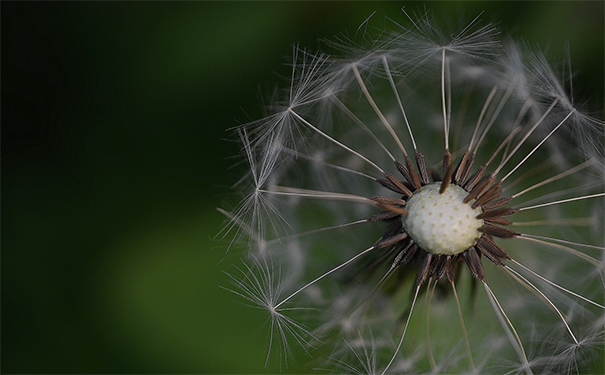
[2,1,603,373]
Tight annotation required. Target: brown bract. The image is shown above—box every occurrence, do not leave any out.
[371,149,519,286]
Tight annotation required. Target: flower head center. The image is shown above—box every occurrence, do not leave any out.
[403,183,483,255]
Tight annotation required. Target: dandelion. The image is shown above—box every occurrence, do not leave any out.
[220,9,604,374]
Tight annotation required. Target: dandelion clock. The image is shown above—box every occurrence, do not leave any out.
[219,9,604,375]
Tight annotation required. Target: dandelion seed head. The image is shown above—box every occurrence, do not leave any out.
[220,8,604,374]
[403,183,483,255]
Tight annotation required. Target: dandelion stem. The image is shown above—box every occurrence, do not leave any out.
[426,279,438,371]
[511,217,593,227]
[517,192,605,211]
[469,85,498,152]
[260,186,408,214]
[352,64,409,158]
[441,48,450,151]
[511,159,595,199]
[502,109,576,182]
[281,146,378,181]
[520,234,604,251]
[508,259,605,309]
[486,98,533,165]
[260,186,372,204]
[275,245,377,309]
[331,96,397,161]
[288,109,386,174]
[381,285,421,375]
[485,125,522,167]
[504,266,578,344]
[483,282,532,375]
[267,219,369,244]
[452,280,475,369]
[516,234,601,265]
[494,98,558,176]
[474,77,518,154]
[382,55,417,150]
